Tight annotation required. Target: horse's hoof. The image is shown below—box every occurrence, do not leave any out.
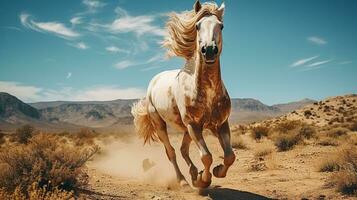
[213,164,226,178]
[192,171,211,188]
[179,179,190,187]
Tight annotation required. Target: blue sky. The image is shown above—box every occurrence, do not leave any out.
[0,0,356,105]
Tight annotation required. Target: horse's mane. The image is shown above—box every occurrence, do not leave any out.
[162,2,223,60]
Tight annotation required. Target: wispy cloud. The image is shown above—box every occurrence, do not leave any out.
[307,59,332,67]
[114,53,165,70]
[339,61,352,65]
[2,26,22,31]
[0,81,145,102]
[70,17,82,26]
[82,0,105,11]
[290,56,319,67]
[90,7,166,37]
[307,36,327,45]
[20,13,80,39]
[69,42,89,49]
[105,46,129,54]
[66,72,72,79]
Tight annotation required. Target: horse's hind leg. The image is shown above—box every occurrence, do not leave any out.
[213,121,236,178]
[148,105,189,186]
[180,132,198,183]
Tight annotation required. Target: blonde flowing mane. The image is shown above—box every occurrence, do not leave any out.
[162,2,223,60]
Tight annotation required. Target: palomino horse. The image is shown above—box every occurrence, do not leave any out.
[131,0,235,188]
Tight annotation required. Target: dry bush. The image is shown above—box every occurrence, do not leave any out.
[299,124,316,139]
[331,148,357,195]
[326,127,349,138]
[0,131,5,146]
[0,182,74,200]
[71,128,98,146]
[250,125,270,141]
[0,133,98,198]
[231,134,247,149]
[318,157,341,172]
[274,132,301,151]
[15,124,34,144]
[254,144,273,158]
[274,120,301,133]
[318,136,339,146]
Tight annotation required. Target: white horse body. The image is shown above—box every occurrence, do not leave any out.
[131,1,235,188]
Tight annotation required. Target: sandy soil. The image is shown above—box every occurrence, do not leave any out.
[80,132,356,200]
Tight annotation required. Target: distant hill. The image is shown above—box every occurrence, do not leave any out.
[259,94,357,127]
[0,92,316,131]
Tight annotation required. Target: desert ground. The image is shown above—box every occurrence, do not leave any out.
[0,95,356,199]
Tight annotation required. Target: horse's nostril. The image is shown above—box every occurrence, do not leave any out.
[213,46,218,54]
[201,46,206,54]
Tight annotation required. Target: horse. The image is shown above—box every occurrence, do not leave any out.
[131,0,235,188]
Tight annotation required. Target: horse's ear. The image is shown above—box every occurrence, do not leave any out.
[194,0,201,13]
[218,2,225,17]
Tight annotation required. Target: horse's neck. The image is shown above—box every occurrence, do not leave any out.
[184,55,223,95]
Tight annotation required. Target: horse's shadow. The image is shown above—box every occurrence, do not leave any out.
[198,186,275,200]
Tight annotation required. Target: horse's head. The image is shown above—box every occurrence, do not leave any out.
[194,1,225,64]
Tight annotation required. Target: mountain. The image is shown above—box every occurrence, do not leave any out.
[34,99,135,128]
[0,92,40,119]
[0,92,316,131]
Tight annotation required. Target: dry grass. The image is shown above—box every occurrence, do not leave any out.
[326,127,349,138]
[317,136,339,146]
[0,133,98,198]
[254,143,274,158]
[250,125,270,141]
[320,147,357,195]
[15,124,34,144]
[231,134,247,149]
[273,132,300,151]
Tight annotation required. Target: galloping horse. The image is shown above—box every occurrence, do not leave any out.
[131,0,235,188]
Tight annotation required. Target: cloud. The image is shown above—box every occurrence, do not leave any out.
[308,36,327,45]
[69,42,89,49]
[70,17,82,26]
[0,81,145,102]
[307,59,332,67]
[66,72,72,79]
[114,60,135,69]
[83,0,105,10]
[89,7,166,37]
[0,81,42,102]
[339,61,352,65]
[290,55,319,67]
[20,13,80,39]
[105,46,129,54]
[114,53,165,70]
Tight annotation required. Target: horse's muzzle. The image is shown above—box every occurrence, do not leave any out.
[201,45,218,64]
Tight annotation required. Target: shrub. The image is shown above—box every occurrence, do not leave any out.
[15,125,34,144]
[251,125,270,141]
[274,120,301,134]
[274,133,300,151]
[299,124,316,139]
[318,158,341,172]
[231,135,247,149]
[327,147,357,195]
[0,131,5,146]
[318,137,339,146]
[326,127,349,138]
[0,133,98,198]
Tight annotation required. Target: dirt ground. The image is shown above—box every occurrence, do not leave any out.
[83,133,355,200]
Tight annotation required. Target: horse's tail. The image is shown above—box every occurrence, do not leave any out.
[131,98,157,144]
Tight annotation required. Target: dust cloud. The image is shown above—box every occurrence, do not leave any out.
[91,136,192,187]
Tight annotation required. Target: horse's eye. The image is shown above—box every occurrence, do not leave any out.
[220,24,224,30]
[196,24,200,30]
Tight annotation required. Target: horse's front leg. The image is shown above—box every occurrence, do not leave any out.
[213,120,236,178]
[187,123,212,188]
